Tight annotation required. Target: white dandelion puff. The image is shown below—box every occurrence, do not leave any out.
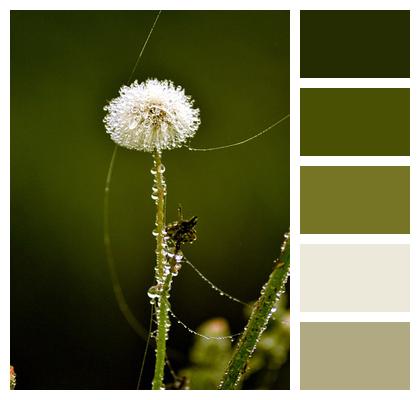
[104,79,201,153]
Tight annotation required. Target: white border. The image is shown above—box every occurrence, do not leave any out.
[300,156,411,166]
[301,313,411,323]
[300,234,411,245]
[2,0,416,11]
[1,0,10,397]
[409,5,417,394]
[301,78,411,88]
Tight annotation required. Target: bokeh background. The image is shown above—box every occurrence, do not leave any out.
[11,10,290,389]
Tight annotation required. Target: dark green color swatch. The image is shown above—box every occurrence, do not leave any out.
[300,10,410,78]
[300,88,410,156]
[300,167,410,234]
[301,322,410,389]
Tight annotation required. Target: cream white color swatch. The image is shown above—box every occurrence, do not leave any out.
[300,244,410,312]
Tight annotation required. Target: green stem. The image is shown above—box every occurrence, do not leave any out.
[153,151,166,282]
[151,151,173,390]
[152,272,173,390]
[219,233,290,389]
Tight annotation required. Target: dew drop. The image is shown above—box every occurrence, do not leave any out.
[128,118,138,130]
[171,263,182,276]
[147,284,161,304]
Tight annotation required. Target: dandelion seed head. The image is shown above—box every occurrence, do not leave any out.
[104,79,200,152]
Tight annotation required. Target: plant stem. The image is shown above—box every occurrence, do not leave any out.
[153,151,166,282]
[152,272,173,389]
[151,151,173,390]
[219,232,290,389]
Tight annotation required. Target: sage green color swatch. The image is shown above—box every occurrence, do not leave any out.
[300,88,410,156]
[300,10,410,78]
[301,322,410,389]
[300,167,410,234]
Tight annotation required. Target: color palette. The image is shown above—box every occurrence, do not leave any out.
[300,245,410,312]
[300,10,410,78]
[299,9,411,391]
[300,88,410,156]
[300,166,410,234]
[300,323,410,389]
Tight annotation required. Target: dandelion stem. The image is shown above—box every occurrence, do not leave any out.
[151,151,173,390]
[219,232,290,390]
[152,272,173,389]
[153,151,166,282]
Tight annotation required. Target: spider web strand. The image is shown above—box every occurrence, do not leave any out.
[183,257,249,307]
[187,113,290,152]
[169,309,242,340]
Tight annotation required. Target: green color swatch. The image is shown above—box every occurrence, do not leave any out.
[300,10,410,78]
[301,322,410,389]
[301,88,410,156]
[300,167,410,234]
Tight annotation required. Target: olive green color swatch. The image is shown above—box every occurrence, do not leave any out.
[300,10,410,78]
[301,322,410,389]
[300,167,410,234]
[300,88,410,156]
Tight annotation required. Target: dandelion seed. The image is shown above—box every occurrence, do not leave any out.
[104,79,200,152]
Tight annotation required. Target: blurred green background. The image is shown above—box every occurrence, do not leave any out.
[11,10,289,389]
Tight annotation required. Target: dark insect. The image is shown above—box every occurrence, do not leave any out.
[166,206,198,252]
